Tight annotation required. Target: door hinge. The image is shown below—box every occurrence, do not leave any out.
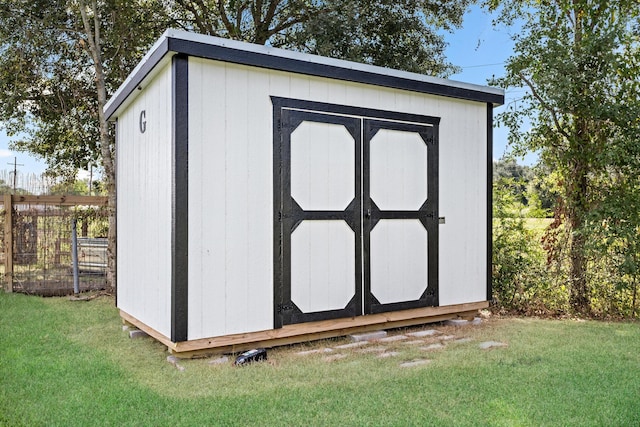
[277,303,295,313]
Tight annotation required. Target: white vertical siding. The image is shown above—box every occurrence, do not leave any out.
[188,59,275,339]
[437,100,488,305]
[285,78,487,307]
[186,58,487,340]
[117,63,173,337]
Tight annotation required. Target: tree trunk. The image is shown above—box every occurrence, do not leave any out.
[632,257,638,318]
[567,144,590,315]
[568,227,589,313]
[632,279,637,318]
[567,5,589,314]
[79,0,116,292]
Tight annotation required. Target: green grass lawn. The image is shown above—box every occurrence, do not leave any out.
[1,292,639,426]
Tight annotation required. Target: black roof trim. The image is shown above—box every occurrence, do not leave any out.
[105,38,169,119]
[106,32,505,120]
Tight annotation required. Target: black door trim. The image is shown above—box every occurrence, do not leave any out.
[363,119,439,314]
[273,97,440,328]
[271,97,440,127]
[275,107,362,327]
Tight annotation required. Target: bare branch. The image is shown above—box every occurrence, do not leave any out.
[252,0,264,26]
[217,0,237,38]
[78,0,100,67]
[76,0,116,290]
[234,3,245,36]
[267,14,307,38]
[264,0,281,26]
[518,71,572,143]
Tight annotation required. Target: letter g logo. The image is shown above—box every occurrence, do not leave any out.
[139,110,147,133]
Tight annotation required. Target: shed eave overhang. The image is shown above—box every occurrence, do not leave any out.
[105,29,505,120]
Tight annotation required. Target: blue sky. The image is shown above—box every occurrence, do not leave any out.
[442,5,536,165]
[0,128,47,175]
[0,5,535,176]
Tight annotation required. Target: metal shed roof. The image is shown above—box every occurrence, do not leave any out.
[105,29,504,120]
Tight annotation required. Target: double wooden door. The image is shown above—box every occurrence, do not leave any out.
[273,98,439,327]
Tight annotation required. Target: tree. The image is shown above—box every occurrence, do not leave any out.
[0,0,170,290]
[0,1,473,290]
[48,177,103,195]
[170,0,315,44]
[490,0,640,314]
[585,174,640,317]
[493,176,551,313]
[493,159,533,182]
[169,0,472,76]
[287,0,469,76]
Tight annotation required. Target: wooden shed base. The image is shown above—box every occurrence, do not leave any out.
[120,301,488,358]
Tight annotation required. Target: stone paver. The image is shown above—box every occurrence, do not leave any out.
[201,314,509,364]
[357,346,387,354]
[406,329,441,337]
[378,351,400,358]
[400,359,432,368]
[208,356,230,365]
[129,329,149,339]
[335,341,369,349]
[403,340,425,345]
[296,348,334,356]
[167,355,186,371]
[420,343,445,351]
[444,319,471,326]
[378,335,407,343]
[479,341,508,350]
[323,354,347,362]
[349,331,387,342]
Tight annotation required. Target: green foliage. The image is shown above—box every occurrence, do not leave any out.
[0,179,31,195]
[493,177,565,314]
[493,159,552,217]
[489,0,640,314]
[72,205,110,237]
[493,158,533,182]
[584,173,640,317]
[171,0,317,44]
[0,1,171,176]
[172,0,472,76]
[47,177,105,196]
[0,1,474,178]
[492,170,640,317]
[493,159,532,207]
[48,179,90,196]
[286,0,470,76]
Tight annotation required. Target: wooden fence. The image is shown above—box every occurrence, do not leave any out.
[2,195,109,295]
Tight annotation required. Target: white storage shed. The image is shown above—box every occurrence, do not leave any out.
[106,29,504,355]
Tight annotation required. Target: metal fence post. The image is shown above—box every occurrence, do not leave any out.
[3,194,12,293]
[72,218,79,295]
